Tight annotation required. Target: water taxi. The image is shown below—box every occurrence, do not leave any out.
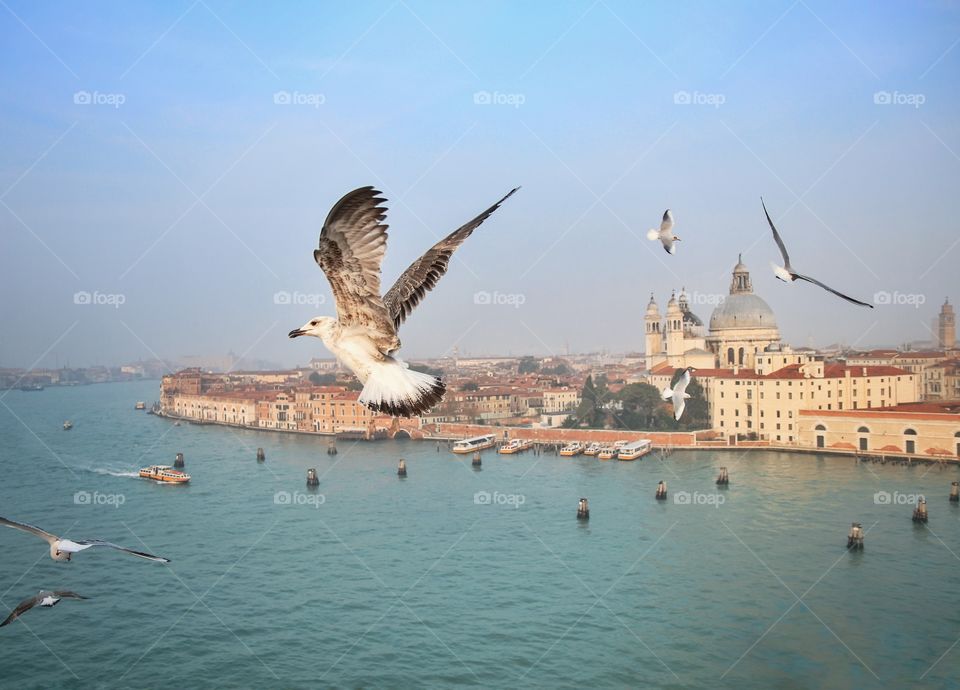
[134,401,146,410]
[452,434,497,454]
[63,421,73,431]
[597,446,617,460]
[583,442,602,457]
[139,465,191,483]
[613,440,628,450]
[559,442,584,457]
[498,439,534,454]
[617,439,653,461]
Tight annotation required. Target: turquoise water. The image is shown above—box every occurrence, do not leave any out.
[1,381,958,689]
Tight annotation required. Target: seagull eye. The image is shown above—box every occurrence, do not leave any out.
[310,320,319,326]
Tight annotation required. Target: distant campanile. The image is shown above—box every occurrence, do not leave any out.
[939,298,956,350]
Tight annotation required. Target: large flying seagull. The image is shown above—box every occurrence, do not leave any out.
[0,517,170,563]
[762,199,873,308]
[289,186,519,417]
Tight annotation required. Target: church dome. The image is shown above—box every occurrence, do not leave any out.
[710,294,777,330]
[709,255,779,332]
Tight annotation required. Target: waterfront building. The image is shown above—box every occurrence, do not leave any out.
[648,360,917,442]
[798,401,960,456]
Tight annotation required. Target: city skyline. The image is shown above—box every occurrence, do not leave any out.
[2,2,959,369]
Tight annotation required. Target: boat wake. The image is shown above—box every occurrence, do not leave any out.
[82,466,139,478]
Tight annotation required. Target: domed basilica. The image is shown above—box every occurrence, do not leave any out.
[645,256,781,371]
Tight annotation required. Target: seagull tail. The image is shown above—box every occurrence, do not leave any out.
[359,358,446,418]
[661,386,674,402]
[646,228,659,241]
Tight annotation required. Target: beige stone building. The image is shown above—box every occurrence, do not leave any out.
[844,350,953,400]
[798,402,960,457]
[650,346,918,442]
[542,387,580,413]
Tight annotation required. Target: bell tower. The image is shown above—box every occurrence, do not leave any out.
[644,294,662,370]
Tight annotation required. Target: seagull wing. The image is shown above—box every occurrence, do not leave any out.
[792,273,874,308]
[52,591,87,600]
[1,594,42,627]
[761,198,791,270]
[0,517,57,545]
[383,188,518,330]
[314,187,399,350]
[660,209,673,233]
[72,540,170,562]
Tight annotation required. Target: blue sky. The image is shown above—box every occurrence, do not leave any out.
[1,1,958,368]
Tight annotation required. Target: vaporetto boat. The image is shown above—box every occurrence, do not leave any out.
[498,439,534,454]
[617,439,653,461]
[452,434,497,454]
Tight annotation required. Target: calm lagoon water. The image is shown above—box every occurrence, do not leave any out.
[0,381,958,689]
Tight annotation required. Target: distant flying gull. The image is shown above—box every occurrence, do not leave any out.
[762,199,873,308]
[0,517,170,563]
[1,590,87,627]
[646,209,680,255]
[289,186,519,417]
[662,367,694,421]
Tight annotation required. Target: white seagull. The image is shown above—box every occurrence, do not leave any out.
[0,517,170,563]
[646,209,680,255]
[762,199,873,308]
[661,367,695,421]
[289,186,519,417]
[1,590,88,627]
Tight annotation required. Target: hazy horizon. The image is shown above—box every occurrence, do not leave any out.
[2,1,958,370]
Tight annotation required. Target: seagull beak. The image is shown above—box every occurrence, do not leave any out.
[288,328,306,339]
